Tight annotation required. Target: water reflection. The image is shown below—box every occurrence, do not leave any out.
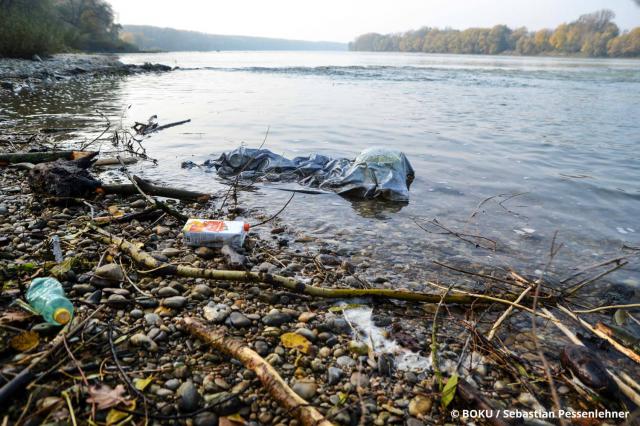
[347,198,408,219]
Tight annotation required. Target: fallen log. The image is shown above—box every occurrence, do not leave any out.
[87,224,541,312]
[100,176,210,202]
[0,150,97,166]
[183,317,334,426]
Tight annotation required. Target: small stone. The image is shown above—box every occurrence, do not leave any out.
[298,312,316,323]
[130,199,146,208]
[161,247,181,258]
[94,264,123,282]
[558,385,570,395]
[327,367,344,385]
[130,333,158,352]
[258,412,273,424]
[292,380,317,400]
[317,254,341,266]
[194,412,218,426]
[336,356,356,368]
[409,395,432,417]
[295,328,316,341]
[162,296,187,309]
[262,310,292,326]
[348,340,369,355]
[225,311,252,328]
[130,309,144,319]
[86,290,102,304]
[325,317,351,334]
[318,347,332,358]
[164,378,181,390]
[194,284,211,297]
[158,286,180,297]
[145,313,162,326]
[204,304,231,323]
[258,262,276,273]
[350,372,369,387]
[106,294,129,307]
[155,225,171,235]
[254,340,270,356]
[195,247,215,259]
[177,381,201,412]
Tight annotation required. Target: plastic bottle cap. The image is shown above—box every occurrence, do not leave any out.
[54,308,71,325]
[243,223,250,232]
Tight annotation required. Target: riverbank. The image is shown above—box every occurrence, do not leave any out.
[1,67,639,424]
[0,54,171,95]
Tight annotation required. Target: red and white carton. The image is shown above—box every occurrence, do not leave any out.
[182,219,250,248]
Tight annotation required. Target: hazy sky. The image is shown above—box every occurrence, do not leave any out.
[109,0,640,42]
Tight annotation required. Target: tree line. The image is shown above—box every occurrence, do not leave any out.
[349,10,640,57]
[0,0,135,58]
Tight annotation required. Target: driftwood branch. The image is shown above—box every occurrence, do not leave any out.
[0,150,97,166]
[183,318,333,426]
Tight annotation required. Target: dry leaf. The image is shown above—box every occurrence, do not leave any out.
[0,310,33,324]
[280,332,311,354]
[106,400,135,425]
[10,331,39,352]
[86,384,129,410]
[134,376,153,391]
[108,205,125,217]
[219,414,246,426]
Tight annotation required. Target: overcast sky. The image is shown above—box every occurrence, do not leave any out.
[109,0,640,43]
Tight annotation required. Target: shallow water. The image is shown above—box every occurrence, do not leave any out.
[2,51,639,289]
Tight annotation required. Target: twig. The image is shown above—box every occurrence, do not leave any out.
[560,256,629,284]
[531,231,564,425]
[415,217,497,251]
[562,261,629,296]
[487,285,533,341]
[62,390,78,426]
[572,304,640,314]
[251,193,295,228]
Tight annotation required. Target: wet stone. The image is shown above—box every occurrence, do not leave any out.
[86,290,102,305]
[204,303,231,324]
[162,296,187,309]
[164,378,181,391]
[145,313,161,326]
[177,381,201,412]
[262,310,292,326]
[106,294,129,307]
[194,412,218,426]
[225,311,252,328]
[327,367,344,385]
[254,340,270,356]
[94,263,124,282]
[336,356,356,368]
[292,380,317,400]
[158,287,180,297]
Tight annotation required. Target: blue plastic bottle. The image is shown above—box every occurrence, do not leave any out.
[26,278,74,325]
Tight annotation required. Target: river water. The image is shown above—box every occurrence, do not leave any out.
[2,51,639,291]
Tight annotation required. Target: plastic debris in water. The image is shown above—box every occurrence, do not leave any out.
[51,235,63,263]
[342,306,431,372]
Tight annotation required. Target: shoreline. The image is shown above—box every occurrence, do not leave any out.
[0,53,172,95]
[1,69,638,424]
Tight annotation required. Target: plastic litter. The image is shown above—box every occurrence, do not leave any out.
[26,277,74,325]
[182,147,415,202]
[342,306,431,372]
[183,219,249,249]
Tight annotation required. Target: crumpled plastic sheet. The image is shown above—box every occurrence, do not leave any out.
[182,147,415,201]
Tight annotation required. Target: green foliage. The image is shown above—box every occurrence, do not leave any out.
[0,0,136,58]
[0,0,63,58]
[441,374,458,408]
[350,9,640,58]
